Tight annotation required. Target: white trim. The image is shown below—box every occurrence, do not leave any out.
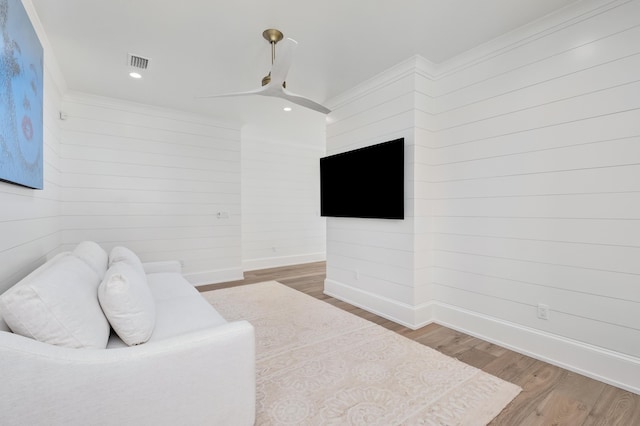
[323,278,640,393]
[186,268,244,287]
[434,302,640,395]
[326,56,430,111]
[324,279,434,330]
[62,91,242,130]
[325,1,627,106]
[434,0,628,78]
[243,253,326,272]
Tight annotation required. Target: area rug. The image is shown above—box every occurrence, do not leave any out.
[202,281,521,425]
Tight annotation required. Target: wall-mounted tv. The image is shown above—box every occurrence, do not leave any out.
[320,138,404,220]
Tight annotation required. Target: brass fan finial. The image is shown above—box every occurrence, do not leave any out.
[262,28,284,44]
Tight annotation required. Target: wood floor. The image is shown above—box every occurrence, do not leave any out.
[198,262,640,425]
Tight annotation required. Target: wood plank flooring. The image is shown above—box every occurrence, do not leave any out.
[198,262,640,426]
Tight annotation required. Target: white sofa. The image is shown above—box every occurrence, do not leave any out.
[0,242,255,426]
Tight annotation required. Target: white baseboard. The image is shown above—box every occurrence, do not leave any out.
[322,279,640,393]
[323,279,433,330]
[433,302,640,395]
[243,252,326,272]
[185,268,244,287]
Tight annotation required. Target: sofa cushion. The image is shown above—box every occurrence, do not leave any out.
[146,272,203,301]
[73,241,108,279]
[146,267,226,340]
[150,296,226,342]
[0,253,110,348]
[109,246,145,276]
[99,261,155,346]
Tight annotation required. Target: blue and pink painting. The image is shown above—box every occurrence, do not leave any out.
[1,0,44,189]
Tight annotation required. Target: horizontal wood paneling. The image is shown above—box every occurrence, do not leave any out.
[325,57,422,315]
[433,267,639,330]
[60,159,238,183]
[433,0,640,95]
[328,240,414,269]
[437,48,640,129]
[428,137,640,181]
[433,81,640,147]
[433,284,640,358]
[59,188,239,205]
[61,143,238,172]
[59,98,240,139]
[326,264,414,305]
[433,216,640,248]
[241,119,326,271]
[327,251,413,288]
[434,250,639,302]
[58,94,242,284]
[424,167,640,200]
[436,231,639,275]
[327,111,416,155]
[327,90,417,139]
[414,72,437,305]
[428,0,640,363]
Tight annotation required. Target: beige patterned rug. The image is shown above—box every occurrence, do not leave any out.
[202,281,520,425]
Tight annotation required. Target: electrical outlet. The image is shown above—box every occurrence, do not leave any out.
[355,269,360,280]
[537,304,550,320]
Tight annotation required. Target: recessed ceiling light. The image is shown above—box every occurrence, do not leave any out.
[283,107,292,112]
[129,72,142,79]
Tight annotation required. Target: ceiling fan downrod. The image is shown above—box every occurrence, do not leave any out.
[261,28,285,87]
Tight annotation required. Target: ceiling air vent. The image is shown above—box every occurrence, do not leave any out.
[127,53,150,70]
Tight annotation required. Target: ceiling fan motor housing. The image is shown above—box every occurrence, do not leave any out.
[262,73,286,88]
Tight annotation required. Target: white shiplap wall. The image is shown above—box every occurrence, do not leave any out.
[324,58,423,327]
[0,1,65,294]
[58,93,243,285]
[326,0,640,393]
[241,117,326,271]
[428,0,640,392]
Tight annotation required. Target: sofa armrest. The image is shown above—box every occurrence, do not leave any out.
[0,321,255,425]
[0,316,8,332]
[142,260,182,274]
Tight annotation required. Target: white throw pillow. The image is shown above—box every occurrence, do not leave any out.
[73,241,108,279]
[0,253,110,348]
[109,246,145,276]
[99,261,155,346]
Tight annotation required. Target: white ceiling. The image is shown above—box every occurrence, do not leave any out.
[31,0,581,123]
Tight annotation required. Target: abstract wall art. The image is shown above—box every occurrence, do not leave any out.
[0,0,43,189]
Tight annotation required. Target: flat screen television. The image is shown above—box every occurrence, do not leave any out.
[320,138,404,219]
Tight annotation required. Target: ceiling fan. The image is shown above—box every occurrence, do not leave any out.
[200,29,331,114]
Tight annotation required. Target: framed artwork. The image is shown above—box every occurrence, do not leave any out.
[0,0,44,189]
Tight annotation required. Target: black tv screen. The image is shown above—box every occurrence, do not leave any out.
[320,138,404,219]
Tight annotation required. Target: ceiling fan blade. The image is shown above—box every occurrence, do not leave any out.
[268,38,297,88]
[276,88,331,114]
[196,86,267,99]
[197,84,329,114]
